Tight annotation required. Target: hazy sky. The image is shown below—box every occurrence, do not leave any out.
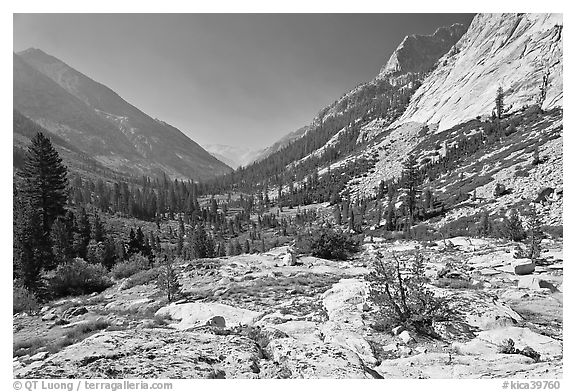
[14,13,474,150]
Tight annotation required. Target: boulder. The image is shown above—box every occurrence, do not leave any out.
[512,259,535,275]
[63,306,88,319]
[205,315,226,328]
[41,313,58,321]
[399,330,415,344]
[28,351,49,361]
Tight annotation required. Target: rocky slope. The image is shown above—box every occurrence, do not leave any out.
[266,14,563,226]
[14,49,231,181]
[396,13,563,132]
[14,238,563,378]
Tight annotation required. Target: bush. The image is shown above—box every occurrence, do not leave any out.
[13,283,40,314]
[497,338,541,361]
[111,253,150,279]
[367,251,455,336]
[503,209,526,242]
[48,258,112,297]
[542,225,562,239]
[297,227,360,260]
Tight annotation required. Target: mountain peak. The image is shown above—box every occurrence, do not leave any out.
[14,49,232,180]
[379,22,467,77]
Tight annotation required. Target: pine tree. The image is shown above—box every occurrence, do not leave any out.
[50,214,75,266]
[333,205,342,225]
[176,217,185,256]
[15,133,69,280]
[90,212,105,243]
[386,201,396,231]
[525,206,544,261]
[495,86,505,119]
[349,209,355,231]
[14,198,45,291]
[402,154,420,231]
[157,255,181,303]
[504,209,526,242]
[192,224,209,259]
[17,132,69,238]
[532,146,541,166]
[73,207,91,259]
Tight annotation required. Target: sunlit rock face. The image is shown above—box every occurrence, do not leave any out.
[396,13,563,132]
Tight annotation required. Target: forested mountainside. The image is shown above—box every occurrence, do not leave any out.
[202,24,465,193]
[198,14,562,222]
[14,49,231,181]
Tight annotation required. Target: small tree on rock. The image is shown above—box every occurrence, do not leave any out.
[157,255,182,303]
[367,251,454,336]
[524,205,544,261]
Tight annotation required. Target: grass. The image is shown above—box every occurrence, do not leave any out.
[13,318,112,358]
[123,268,160,290]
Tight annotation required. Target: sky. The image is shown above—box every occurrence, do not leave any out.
[13,13,474,150]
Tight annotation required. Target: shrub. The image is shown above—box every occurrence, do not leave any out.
[439,214,480,237]
[475,210,493,237]
[297,227,360,260]
[48,258,112,297]
[503,209,526,242]
[542,225,562,239]
[111,253,150,279]
[497,338,541,361]
[412,224,440,241]
[13,283,40,314]
[367,251,455,336]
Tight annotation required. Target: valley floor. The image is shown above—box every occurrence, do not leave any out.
[14,236,563,379]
